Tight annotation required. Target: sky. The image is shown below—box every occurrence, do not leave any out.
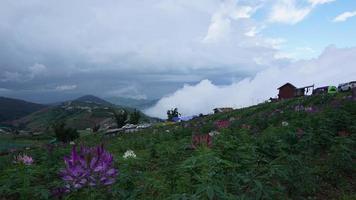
[0,0,356,118]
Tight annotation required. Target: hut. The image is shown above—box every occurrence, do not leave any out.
[278,83,297,99]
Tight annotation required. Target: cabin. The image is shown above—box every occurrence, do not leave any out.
[278,83,297,99]
[278,83,314,100]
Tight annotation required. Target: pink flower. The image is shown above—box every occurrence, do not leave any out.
[192,134,213,149]
[215,120,230,129]
[14,154,34,165]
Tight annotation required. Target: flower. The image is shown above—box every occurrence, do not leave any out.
[60,144,118,190]
[282,121,289,127]
[123,150,136,159]
[215,120,230,129]
[14,154,34,165]
[192,134,213,149]
[208,131,220,137]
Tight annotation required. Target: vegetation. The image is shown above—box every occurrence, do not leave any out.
[113,109,128,128]
[167,107,181,121]
[129,109,141,125]
[53,122,79,143]
[0,93,355,199]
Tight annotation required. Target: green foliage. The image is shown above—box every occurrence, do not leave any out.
[129,109,141,125]
[53,122,79,143]
[167,108,181,121]
[113,109,128,128]
[0,93,355,199]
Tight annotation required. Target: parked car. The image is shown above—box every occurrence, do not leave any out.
[338,81,356,92]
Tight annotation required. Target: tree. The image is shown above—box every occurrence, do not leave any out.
[167,108,181,121]
[129,109,141,125]
[53,122,79,143]
[113,109,128,128]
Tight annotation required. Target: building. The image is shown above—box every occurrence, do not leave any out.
[278,83,297,99]
[278,83,314,100]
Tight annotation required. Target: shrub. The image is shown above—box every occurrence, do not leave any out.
[53,122,79,143]
[113,109,128,128]
[167,108,180,122]
[129,109,141,125]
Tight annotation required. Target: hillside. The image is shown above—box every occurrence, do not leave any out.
[0,96,46,123]
[105,96,158,110]
[0,92,355,199]
[12,95,155,131]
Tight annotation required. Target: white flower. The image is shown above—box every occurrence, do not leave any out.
[208,131,220,137]
[282,121,289,127]
[123,150,136,159]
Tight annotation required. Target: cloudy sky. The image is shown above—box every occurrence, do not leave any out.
[0,0,356,118]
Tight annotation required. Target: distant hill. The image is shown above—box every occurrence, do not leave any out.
[0,96,46,123]
[12,95,157,131]
[105,97,158,110]
[75,95,113,106]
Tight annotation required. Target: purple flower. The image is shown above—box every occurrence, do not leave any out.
[60,144,118,190]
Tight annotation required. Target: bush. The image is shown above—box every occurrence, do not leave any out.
[129,109,141,125]
[53,122,79,143]
[113,109,128,128]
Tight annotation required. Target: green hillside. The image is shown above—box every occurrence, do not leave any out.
[12,96,155,131]
[0,92,355,199]
[0,96,46,123]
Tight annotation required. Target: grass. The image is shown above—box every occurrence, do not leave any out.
[0,93,355,199]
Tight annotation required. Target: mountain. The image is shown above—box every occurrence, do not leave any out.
[0,96,46,123]
[75,95,113,106]
[12,95,156,131]
[105,97,158,110]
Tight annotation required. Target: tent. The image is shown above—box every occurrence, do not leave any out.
[328,86,337,94]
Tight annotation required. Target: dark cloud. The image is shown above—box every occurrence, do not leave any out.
[0,0,291,103]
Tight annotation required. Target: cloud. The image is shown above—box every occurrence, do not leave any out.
[203,0,257,43]
[333,11,356,22]
[145,46,356,118]
[55,85,77,91]
[308,0,335,6]
[268,0,334,24]
[0,63,47,82]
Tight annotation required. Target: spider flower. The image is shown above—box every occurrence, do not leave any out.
[60,144,118,190]
[14,154,34,165]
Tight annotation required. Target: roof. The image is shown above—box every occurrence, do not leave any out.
[278,83,296,90]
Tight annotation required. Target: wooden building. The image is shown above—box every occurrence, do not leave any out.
[278,83,314,100]
[278,83,297,99]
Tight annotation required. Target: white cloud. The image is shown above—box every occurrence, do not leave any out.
[203,0,256,43]
[308,0,335,6]
[55,85,77,91]
[145,46,356,118]
[269,0,335,24]
[333,11,356,22]
[269,0,312,24]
